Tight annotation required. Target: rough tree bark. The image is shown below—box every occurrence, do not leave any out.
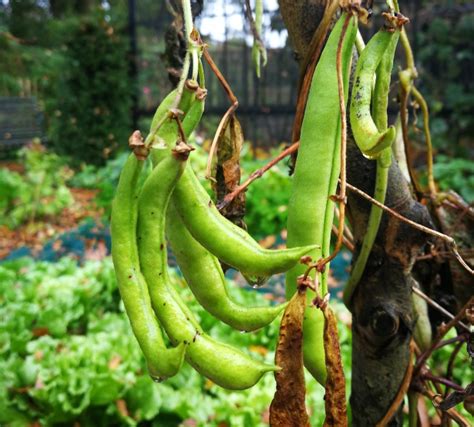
[278,1,433,425]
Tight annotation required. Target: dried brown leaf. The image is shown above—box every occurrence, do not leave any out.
[212,115,246,224]
[323,306,348,427]
[270,287,310,427]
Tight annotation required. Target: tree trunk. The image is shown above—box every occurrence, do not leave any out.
[278,1,433,424]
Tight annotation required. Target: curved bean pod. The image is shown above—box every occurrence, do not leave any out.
[167,201,287,331]
[150,87,316,278]
[286,13,358,385]
[344,29,400,306]
[350,28,399,157]
[111,152,185,381]
[138,150,278,390]
[172,167,318,277]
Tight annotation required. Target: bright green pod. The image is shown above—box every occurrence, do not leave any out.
[151,89,316,278]
[172,167,318,277]
[167,201,287,331]
[286,13,358,385]
[350,28,400,157]
[412,290,432,352]
[137,151,278,390]
[372,32,400,131]
[344,29,400,307]
[147,82,197,147]
[111,153,185,381]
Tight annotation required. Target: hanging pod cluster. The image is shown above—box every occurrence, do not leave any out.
[111,71,316,389]
[285,8,409,386]
[111,1,410,397]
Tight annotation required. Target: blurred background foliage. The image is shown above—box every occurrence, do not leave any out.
[0,1,473,425]
[0,0,131,165]
[0,0,473,168]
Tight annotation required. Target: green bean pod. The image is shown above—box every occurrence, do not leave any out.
[138,151,278,390]
[412,291,432,352]
[111,153,185,381]
[171,167,318,277]
[344,29,400,306]
[167,201,287,331]
[350,28,399,157]
[286,13,358,385]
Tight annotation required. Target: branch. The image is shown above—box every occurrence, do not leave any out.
[217,141,299,209]
[414,296,474,375]
[345,181,474,275]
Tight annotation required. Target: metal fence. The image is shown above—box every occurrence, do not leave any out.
[129,0,471,148]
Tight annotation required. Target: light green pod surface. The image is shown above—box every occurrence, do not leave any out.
[286,13,358,385]
[344,32,399,306]
[372,32,400,131]
[172,165,318,277]
[138,152,278,390]
[111,153,185,380]
[185,333,278,390]
[350,29,399,157]
[167,201,286,331]
[149,85,195,134]
[412,291,432,352]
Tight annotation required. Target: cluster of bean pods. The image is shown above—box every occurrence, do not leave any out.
[111,74,318,389]
[287,8,408,385]
[111,5,408,392]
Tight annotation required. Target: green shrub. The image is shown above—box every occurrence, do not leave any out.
[0,142,73,229]
[417,13,474,155]
[434,155,474,202]
[45,11,132,165]
[0,256,350,426]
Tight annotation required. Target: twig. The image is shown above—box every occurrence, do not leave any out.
[434,334,467,351]
[399,78,422,196]
[421,387,471,427]
[375,340,415,426]
[331,224,354,252]
[411,86,436,196]
[243,0,267,71]
[315,13,352,270]
[412,286,471,332]
[202,48,239,180]
[415,296,474,376]
[335,204,354,243]
[416,248,474,262]
[345,181,474,275]
[218,141,299,209]
[421,372,464,393]
[445,340,465,396]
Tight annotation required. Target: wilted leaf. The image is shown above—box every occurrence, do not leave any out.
[212,115,246,225]
[269,287,310,427]
[323,306,347,427]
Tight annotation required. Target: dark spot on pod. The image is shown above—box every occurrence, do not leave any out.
[159,273,162,276]
[183,340,188,345]
[128,275,132,279]
[163,303,167,306]
[151,211,154,215]
[208,200,212,207]
[160,243,164,250]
